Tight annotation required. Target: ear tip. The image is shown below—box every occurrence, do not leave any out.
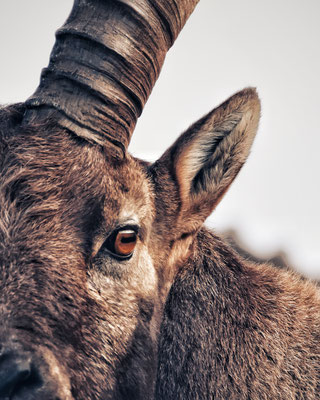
[227,87,261,121]
[244,86,260,103]
[234,87,261,107]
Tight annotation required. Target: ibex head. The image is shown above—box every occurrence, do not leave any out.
[0,1,260,399]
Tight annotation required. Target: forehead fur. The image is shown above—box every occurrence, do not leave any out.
[0,107,158,398]
[101,156,153,234]
[0,108,152,274]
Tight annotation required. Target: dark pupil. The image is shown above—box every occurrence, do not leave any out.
[120,234,135,244]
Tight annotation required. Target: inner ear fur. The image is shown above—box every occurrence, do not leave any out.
[156,88,261,234]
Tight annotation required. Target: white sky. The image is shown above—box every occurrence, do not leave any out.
[0,0,319,278]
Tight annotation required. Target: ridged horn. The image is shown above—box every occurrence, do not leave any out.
[24,0,200,157]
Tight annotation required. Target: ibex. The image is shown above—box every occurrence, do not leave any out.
[0,1,319,399]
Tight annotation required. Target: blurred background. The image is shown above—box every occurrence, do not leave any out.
[0,0,319,278]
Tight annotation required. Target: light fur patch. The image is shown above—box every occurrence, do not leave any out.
[128,246,157,296]
[41,347,73,400]
[117,209,157,296]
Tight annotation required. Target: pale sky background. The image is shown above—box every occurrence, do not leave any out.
[0,1,319,278]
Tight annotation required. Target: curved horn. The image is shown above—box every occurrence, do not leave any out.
[24,0,199,157]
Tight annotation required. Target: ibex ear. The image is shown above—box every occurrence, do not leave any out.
[156,88,260,233]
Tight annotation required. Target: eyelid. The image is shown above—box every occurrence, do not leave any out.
[113,224,140,243]
[102,246,134,261]
[116,224,139,234]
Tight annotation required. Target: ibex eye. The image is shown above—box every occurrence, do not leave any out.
[104,228,137,259]
[114,229,137,256]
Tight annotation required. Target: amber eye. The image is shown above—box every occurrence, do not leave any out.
[111,229,137,258]
[114,229,137,256]
[101,227,138,260]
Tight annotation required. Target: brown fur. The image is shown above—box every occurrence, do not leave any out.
[156,230,320,399]
[151,89,320,399]
[0,88,319,400]
[151,90,320,399]
[0,105,159,399]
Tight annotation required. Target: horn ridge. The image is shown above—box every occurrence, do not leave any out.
[52,31,150,112]
[24,0,200,152]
